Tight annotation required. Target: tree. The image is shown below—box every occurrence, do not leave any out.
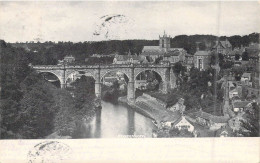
[169,127,180,137]
[154,56,163,64]
[238,103,259,137]
[220,60,234,69]
[242,51,249,61]
[218,53,224,62]
[172,62,186,76]
[210,52,218,65]
[168,128,193,137]
[146,71,156,82]
[232,66,245,81]
[55,76,96,137]
[211,52,224,66]
[112,80,120,90]
[235,53,240,60]
[18,81,56,138]
[71,76,95,108]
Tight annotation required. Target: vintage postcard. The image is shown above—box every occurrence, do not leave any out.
[0,0,259,162]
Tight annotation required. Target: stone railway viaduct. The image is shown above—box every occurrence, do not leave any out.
[32,63,176,103]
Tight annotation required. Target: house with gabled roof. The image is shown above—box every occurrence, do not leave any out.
[226,47,244,61]
[193,50,211,70]
[172,116,194,132]
[188,110,229,130]
[63,55,75,63]
[215,125,234,137]
[232,100,252,113]
[229,87,240,99]
[162,49,187,64]
[241,72,252,86]
[113,52,141,64]
[212,39,232,55]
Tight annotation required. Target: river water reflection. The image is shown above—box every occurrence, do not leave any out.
[74,101,156,138]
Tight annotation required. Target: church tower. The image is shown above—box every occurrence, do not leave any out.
[159,31,171,52]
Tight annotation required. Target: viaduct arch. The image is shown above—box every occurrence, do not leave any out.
[32,63,176,104]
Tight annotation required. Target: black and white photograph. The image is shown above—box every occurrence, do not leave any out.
[0,0,259,141]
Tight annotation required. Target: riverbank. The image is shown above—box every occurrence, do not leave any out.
[118,97,155,121]
[118,96,181,128]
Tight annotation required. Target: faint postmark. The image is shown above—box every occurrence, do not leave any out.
[27,141,72,163]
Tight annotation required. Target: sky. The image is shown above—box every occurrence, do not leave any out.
[0,1,259,43]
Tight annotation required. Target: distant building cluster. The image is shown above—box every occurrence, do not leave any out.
[112,31,190,66]
[58,55,75,65]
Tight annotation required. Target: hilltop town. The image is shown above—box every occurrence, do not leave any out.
[102,32,260,137]
[27,32,260,137]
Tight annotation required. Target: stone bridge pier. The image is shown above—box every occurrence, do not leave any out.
[161,68,171,93]
[93,65,136,104]
[127,66,135,103]
[94,68,101,98]
[60,68,66,89]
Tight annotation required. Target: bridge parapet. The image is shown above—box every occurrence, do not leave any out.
[32,63,171,70]
[32,66,63,70]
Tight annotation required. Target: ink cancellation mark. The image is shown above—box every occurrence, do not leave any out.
[27,141,72,163]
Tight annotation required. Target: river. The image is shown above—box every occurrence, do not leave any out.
[74,101,157,138]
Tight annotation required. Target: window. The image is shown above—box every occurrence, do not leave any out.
[198,59,203,70]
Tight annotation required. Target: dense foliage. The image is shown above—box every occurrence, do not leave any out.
[238,103,259,137]
[102,80,121,103]
[55,76,96,137]
[0,40,95,138]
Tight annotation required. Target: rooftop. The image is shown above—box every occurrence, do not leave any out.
[215,125,234,137]
[242,72,251,78]
[142,46,161,52]
[163,50,181,57]
[232,101,251,108]
[213,40,232,49]
[194,50,211,56]
[172,115,194,126]
[114,54,141,61]
[141,51,164,56]
[188,110,229,123]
